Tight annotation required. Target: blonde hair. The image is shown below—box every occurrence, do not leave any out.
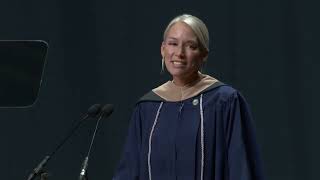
[163,14,209,61]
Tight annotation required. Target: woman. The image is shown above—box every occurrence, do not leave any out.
[113,14,263,180]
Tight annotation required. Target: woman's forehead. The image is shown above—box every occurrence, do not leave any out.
[165,22,198,42]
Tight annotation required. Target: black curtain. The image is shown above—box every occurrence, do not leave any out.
[0,0,318,179]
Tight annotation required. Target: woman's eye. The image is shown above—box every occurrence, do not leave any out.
[167,42,178,46]
[188,44,198,50]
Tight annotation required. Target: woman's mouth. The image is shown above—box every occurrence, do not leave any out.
[171,61,186,68]
[171,60,186,65]
[173,61,184,65]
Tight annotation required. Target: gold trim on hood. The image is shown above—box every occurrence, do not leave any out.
[152,73,219,102]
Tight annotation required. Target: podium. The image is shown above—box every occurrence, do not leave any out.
[0,40,48,107]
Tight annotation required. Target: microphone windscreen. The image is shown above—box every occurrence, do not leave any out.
[101,104,114,117]
[87,104,102,117]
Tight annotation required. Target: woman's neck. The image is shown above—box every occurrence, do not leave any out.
[172,72,202,87]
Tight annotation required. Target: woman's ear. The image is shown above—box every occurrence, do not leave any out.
[202,50,209,62]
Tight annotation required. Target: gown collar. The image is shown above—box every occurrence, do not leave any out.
[152,73,219,102]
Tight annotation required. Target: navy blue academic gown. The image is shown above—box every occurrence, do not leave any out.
[113,84,263,180]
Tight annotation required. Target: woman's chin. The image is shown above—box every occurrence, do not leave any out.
[167,69,186,77]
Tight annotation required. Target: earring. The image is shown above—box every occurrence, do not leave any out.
[200,60,206,73]
[161,58,165,73]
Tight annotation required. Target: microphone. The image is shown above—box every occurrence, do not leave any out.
[27,104,102,180]
[79,104,114,180]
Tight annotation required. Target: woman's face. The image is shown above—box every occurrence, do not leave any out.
[161,22,207,79]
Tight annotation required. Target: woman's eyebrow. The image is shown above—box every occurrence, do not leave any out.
[166,37,197,43]
[166,37,178,41]
[185,40,197,44]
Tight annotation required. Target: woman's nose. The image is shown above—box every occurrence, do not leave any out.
[175,45,186,58]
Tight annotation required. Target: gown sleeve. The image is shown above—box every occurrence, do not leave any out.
[112,104,142,180]
[223,92,264,180]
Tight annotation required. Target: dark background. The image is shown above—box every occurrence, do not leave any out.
[0,0,319,179]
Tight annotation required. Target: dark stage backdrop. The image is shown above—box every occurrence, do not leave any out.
[0,0,319,180]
